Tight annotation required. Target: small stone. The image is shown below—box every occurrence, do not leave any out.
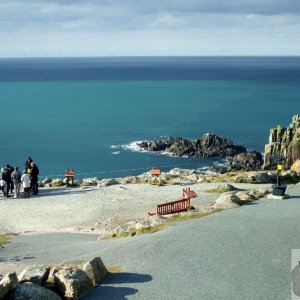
[212,192,240,209]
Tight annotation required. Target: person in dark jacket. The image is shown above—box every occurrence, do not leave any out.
[30,162,39,195]
[7,165,14,194]
[25,157,33,170]
[2,166,11,197]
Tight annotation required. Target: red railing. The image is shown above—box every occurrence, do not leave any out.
[157,198,190,215]
[148,187,197,216]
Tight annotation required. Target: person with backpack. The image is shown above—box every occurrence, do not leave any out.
[11,166,22,198]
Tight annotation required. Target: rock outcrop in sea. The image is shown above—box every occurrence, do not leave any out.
[138,133,263,171]
[138,133,246,157]
[264,115,300,170]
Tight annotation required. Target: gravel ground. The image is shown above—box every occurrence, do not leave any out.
[0,182,272,234]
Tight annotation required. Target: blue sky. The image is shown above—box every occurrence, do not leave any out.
[1,0,300,57]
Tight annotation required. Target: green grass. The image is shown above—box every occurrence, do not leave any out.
[0,233,17,246]
[204,188,232,193]
[166,209,223,223]
[100,208,222,240]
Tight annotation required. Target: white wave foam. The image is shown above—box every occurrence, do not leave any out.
[213,160,229,167]
[112,151,120,155]
[121,141,148,152]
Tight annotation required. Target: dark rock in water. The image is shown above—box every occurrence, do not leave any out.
[228,151,263,171]
[264,115,300,170]
[138,133,246,158]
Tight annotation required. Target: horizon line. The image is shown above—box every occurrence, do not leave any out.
[0,54,300,60]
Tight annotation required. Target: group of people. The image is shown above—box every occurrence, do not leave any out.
[0,157,40,198]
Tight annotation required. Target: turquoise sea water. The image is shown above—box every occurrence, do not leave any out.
[0,57,299,179]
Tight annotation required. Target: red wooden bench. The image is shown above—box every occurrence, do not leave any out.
[148,188,197,216]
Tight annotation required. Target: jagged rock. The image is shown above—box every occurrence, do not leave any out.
[42,178,52,184]
[18,265,50,285]
[169,168,195,177]
[138,134,246,158]
[51,179,64,187]
[235,191,256,203]
[228,151,263,171]
[80,178,96,186]
[54,268,93,300]
[82,257,108,286]
[264,115,300,170]
[253,172,273,183]
[99,215,166,239]
[0,272,19,299]
[281,170,300,183]
[291,159,300,173]
[206,184,237,192]
[234,174,255,183]
[97,178,118,187]
[211,192,240,209]
[248,188,272,199]
[235,172,272,183]
[14,282,61,300]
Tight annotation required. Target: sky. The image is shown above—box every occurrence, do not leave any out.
[0,0,300,57]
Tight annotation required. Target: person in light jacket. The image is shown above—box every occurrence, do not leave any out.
[11,166,22,198]
[21,169,31,198]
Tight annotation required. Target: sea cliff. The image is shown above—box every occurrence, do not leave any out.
[264,115,300,169]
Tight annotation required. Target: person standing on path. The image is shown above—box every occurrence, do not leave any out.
[11,166,22,198]
[25,157,33,170]
[29,162,39,195]
[8,165,14,194]
[2,166,10,197]
[21,170,31,198]
[0,168,7,196]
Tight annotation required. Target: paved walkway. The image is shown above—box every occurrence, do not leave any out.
[1,184,300,299]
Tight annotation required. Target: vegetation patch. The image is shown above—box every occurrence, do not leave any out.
[0,233,17,246]
[204,188,232,193]
[107,265,124,273]
[100,208,222,240]
[166,208,222,223]
[104,223,169,240]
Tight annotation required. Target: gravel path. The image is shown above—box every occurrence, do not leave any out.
[0,183,271,234]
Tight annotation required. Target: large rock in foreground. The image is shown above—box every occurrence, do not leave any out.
[14,282,61,300]
[138,134,246,158]
[54,268,93,300]
[18,264,50,285]
[264,115,300,170]
[0,272,19,299]
[83,257,108,286]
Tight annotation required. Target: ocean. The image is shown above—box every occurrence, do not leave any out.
[0,56,299,179]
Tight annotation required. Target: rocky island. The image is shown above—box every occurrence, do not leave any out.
[138,133,263,171]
